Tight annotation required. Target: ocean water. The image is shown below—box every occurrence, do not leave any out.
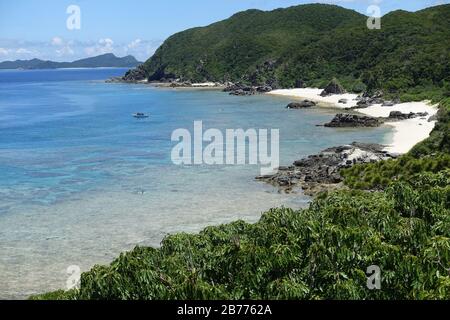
[0,68,391,299]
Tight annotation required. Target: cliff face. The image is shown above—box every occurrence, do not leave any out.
[127,4,450,95]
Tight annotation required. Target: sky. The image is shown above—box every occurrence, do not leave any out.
[0,0,447,62]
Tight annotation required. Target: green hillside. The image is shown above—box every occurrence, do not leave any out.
[139,4,450,99]
[0,53,141,69]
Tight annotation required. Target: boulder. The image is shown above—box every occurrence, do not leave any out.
[382,101,395,107]
[388,111,429,120]
[286,100,317,109]
[224,83,271,95]
[338,98,348,104]
[257,142,394,196]
[320,78,346,96]
[121,65,147,82]
[256,85,272,93]
[324,114,381,127]
[224,83,257,95]
[363,90,384,99]
[428,113,438,122]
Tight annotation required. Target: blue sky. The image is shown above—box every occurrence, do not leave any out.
[0,0,447,62]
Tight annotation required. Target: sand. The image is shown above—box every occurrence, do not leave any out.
[268,88,439,154]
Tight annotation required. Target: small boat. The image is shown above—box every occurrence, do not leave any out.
[133,112,149,119]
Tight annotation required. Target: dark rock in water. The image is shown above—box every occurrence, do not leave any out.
[324,114,382,127]
[122,64,147,82]
[388,111,429,120]
[105,76,124,83]
[257,142,395,196]
[256,85,272,93]
[229,89,256,96]
[286,100,317,109]
[224,82,272,95]
[320,78,346,96]
[223,82,245,92]
[338,98,348,104]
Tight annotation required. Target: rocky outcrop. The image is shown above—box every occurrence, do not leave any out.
[324,114,382,127]
[349,91,400,109]
[122,65,148,82]
[169,81,193,87]
[256,142,397,196]
[428,113,439,122]
[388,111,429,120]
[382,101,396,107]
[224,83,272,95]
[105,76,125,83]
[256,85,273,93]
[246,59,279,89]
[295,80,306,88]
[320,79,346,96]
[286,100,317,109]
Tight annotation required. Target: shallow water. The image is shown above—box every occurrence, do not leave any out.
[0,69,390,298]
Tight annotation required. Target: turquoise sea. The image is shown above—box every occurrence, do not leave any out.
[0,68,391,298]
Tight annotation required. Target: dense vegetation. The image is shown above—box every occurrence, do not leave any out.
[33,169,450,300]
[139,4,450,100]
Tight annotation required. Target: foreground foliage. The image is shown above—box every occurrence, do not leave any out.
[36,170,450,300]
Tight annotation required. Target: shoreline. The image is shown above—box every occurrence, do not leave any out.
[267,88,439,154]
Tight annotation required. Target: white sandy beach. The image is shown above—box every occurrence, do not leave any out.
[268,88,439,154]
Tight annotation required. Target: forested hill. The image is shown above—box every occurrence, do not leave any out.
[131,3,450,99]
[0,53,141,70]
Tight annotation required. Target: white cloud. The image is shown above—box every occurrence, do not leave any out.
[127,38,142,49]
[0,38,162,62]
[99,38,114,46]
[51,37,63,46]
[0,48,10,56]
[16,48,33,54]
[48,37,75,57]
[56,46,74,57]
[85,38,114,56]
[123,39,162,61]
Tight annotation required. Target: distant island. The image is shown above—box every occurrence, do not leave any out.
[0,53,142,70]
